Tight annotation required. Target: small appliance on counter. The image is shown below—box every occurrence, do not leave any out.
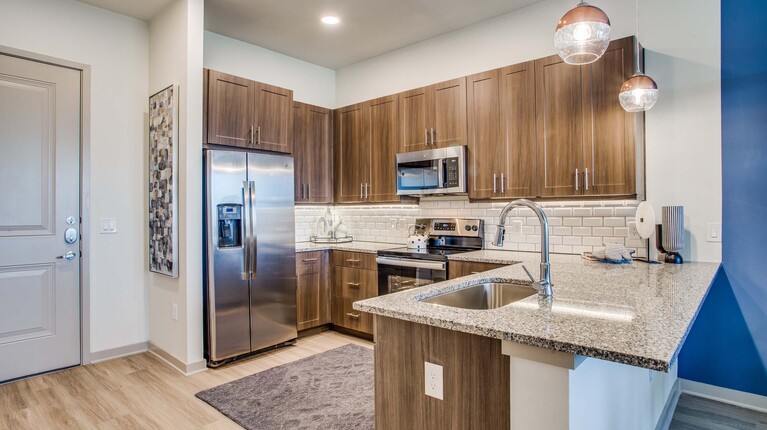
[406,224,428,249]
[377,218,484,295]
[656,205,684,264]
[311,208,353,243]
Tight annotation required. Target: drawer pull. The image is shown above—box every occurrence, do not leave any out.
[346,312,360,319]
[346,259,360,263]
[302,258,318,262]
[346,282,360,287]
[470,271,481,274]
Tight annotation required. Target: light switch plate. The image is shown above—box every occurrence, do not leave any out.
[706,223,722,242]
[424,361,444,400]
[100,218,117,234]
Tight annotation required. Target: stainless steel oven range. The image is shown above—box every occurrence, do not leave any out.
[376,218,484,295]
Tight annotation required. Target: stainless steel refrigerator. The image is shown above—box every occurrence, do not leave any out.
[203,148,297,367]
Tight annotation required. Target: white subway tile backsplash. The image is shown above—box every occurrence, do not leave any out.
[615,207,637,217]
[604,217,626,227]
[553,208,572,217]
[563,217,582,227]
[572,227,592,236]
[583,217,603,227]
[593,207,614,217]
[563,236,582,245]
[582,237,603,246]
[553,226,572,236]
[592,227,614,236]
[572,208,593,216]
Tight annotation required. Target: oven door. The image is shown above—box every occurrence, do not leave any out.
[376,257,447,295]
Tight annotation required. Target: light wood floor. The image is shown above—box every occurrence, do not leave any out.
[0,331,372,430]
[670,393,767,430]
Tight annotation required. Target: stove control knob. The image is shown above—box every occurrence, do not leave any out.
[464,225,471,231]
[472,225,478,231]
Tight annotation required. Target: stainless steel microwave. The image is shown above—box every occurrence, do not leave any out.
[395,146,467,196]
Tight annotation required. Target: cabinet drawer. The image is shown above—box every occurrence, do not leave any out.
[333,266,377,300]
[297,251,324,275]
[332,296,373,335]
[449,261,506,279]
[331,250,377,270]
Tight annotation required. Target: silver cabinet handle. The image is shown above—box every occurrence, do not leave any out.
[575,168,579,191]
[302,258,318,262]
[346,259,360,263]
[365,183,369,199]
[493,173,497,194]
[256,126,261,145]
[425,128,429,146]
[501,173,505,194]
[584,168,589,191]
[431,128,435,146]
[56,251,76,261]
[346,282,360,287]
[250,125,254,145]
[470,271,481,274]
[346,312,360,319]
[306,183,310,199]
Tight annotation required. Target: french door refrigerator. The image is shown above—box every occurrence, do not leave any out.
[204,148,297,367]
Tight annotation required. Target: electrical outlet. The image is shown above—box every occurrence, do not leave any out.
[706,223,722,242]
[628,222,641,240]
[391,218,397,229]
[99,218,117,234]
[424,361,444,400]
[172,303,178,321]
[508,220,523,236]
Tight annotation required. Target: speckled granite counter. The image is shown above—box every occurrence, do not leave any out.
[295,241,400,254]
[355,255,719,371]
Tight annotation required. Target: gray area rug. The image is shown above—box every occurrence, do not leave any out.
[196,344,374,430]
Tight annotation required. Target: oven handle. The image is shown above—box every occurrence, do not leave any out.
[376,256,446,271]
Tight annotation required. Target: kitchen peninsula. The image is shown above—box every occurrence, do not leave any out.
[355,251,719,430]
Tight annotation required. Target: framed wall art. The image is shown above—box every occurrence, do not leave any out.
[148,84,179,277]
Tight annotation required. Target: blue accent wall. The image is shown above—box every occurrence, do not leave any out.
[678,0,767,397]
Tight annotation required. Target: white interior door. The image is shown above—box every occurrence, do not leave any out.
[0,53,81,382]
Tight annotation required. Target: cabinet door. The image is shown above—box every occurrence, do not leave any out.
[535,55,586,197]
[500,61,537,198]
[254,82,293,153]
[399,86,430,152]
[334,104,368,203]
[367,95,399,202]
[296,251,330,331]
[292,102,307,202]
[466,70,503,200]
[584,37,639,196]
[206,70,254,147]
[304,105,334,203]
[449,261,505,279]
[431,77,468,148]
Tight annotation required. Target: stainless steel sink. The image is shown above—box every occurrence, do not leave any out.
[421,282,535,310]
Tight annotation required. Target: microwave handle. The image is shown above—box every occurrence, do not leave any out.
[439,159,447,188]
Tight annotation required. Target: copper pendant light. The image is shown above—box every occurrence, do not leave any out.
[619,0,659,112]
[554,2,612,65]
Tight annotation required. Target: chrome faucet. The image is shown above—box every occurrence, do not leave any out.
[494,199,553,298]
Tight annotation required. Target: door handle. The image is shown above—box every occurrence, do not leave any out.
[346,312,361,319]
[575,168,579,191]
[249,125,254,145]
[346,282,360,287]
[365,183,369,199]
[242,182,251,280]
[425,128,429,146]
[249,180,257,279]
[256,126,261,145]
[501,173,505,194]
[306,183,310,199]
[493,173,497,194]
[584,168,589,191]
[431,128,435,146]
[56,251,76,261]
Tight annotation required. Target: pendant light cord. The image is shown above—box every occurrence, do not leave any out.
[634,0,641,75]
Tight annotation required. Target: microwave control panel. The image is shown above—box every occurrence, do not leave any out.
[445,157,460,187]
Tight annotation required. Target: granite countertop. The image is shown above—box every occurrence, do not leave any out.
[355,254,719,372]
[295,241,401,254]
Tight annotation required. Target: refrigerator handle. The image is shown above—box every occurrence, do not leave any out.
[241,181,250,281]
[249,180,257,280]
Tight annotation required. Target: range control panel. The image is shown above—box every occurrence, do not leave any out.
[417,218,484,238]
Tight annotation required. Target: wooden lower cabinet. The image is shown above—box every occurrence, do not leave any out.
[374,316,510,430]
[448,260,506,279]
[296,251,330,331]
[331,251,377,336]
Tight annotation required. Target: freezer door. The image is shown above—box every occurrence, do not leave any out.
[247,152,298,351]
[205,150,252,362]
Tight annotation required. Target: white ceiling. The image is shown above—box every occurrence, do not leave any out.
[78,0,543,70]
[78,0,173,21]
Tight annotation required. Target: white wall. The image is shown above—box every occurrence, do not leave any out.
[0,0,150,354]
[148,0,205,368]
[204,31,336,108]
[336,0,722,262]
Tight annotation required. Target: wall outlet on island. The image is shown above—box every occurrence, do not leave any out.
[424,361,444,400]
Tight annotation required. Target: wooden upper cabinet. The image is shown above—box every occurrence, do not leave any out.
[334,103,368,203]
[293,102,333,204]
[584,37,640,196]
[367,95,400,203]
[534,36,643,199]
[399,87,430,152]
[398,78,467,152]
[206,70,254,148]
[431,77,467,148]
[204,69,293,154]
[254,83,293,153]
[467,70,503,200]
[535,54,587,197]
[499,61,537,198]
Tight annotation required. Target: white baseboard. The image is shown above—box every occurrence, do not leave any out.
[680,379,767,413]
[88,342,148,363]
[148,342,207,376]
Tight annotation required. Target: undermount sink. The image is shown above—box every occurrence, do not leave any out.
[421,282,536,310]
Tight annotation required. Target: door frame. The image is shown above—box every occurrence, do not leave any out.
[0,45,93,365]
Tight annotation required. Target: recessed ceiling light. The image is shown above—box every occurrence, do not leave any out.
[321,15,340,25]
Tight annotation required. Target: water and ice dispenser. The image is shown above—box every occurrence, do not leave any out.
[217,203,243,248]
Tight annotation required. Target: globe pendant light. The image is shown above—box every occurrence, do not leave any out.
[554,2,611,65]
[619,0,659,112]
